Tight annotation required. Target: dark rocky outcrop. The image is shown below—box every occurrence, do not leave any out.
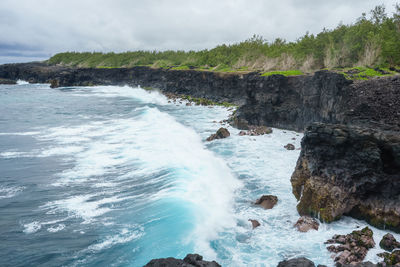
[291,123,400,231]
[255,195,278,209]
[277,257,316,267]
[238,126,273,136]
[206,127,230,141]
[294,216,319,232]
[379,233,400,251]
[325,227,375,266]
[144,254,221,267]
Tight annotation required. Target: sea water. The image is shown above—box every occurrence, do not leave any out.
[0,82,398,267]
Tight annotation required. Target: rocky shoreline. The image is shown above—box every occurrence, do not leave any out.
[1,62,399,266]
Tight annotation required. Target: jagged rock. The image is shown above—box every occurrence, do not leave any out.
[379,233,400,251]
[238,126,272,136]
[294,216,319,232]
[284,143,295,150]
[277,257,315,267]
[206,127,230,141]
[340,262,379,267]
[291,123,400,232]
[238,130,247,136]
[325,227,375,266]
[255,195,278,209]
[248,219,260,229]
[144,253,221,267]
[378,250,400,266]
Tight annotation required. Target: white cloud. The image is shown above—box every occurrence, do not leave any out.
[0,0,398,64]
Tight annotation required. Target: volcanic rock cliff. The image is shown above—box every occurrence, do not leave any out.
[0,62,399,232]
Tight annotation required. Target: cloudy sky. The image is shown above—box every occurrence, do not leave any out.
[0,0,398,64]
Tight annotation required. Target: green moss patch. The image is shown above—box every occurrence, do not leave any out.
[261,70,304,77]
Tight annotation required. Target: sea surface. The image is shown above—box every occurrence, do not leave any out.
[0,82,398,267]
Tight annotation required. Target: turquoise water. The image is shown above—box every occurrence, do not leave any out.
[0,82,398,267]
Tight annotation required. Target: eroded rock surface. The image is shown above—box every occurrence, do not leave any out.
[277,257,316,267]
[294,216,319,232]
[380,233,400,251]
[291,123,400,232]
[325,227,375,266]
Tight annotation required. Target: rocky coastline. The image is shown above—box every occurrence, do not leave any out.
[1,62,399,266]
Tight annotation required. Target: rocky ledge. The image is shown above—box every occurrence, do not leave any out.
[291,123,400,231]
[144,254,221,267]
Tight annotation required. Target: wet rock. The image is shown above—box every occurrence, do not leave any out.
[291,123,400,232]
[206,127,230,141]
[284,143,295,150]
[379,233,400,251]
[144,253,221,267]
[238,130,247,136]
[248,219,260,229]
[378,250,400,266]
[237,126,272,136]
[325,227,375,265]
[294,216,319,232]
[186,102,192,106]
[50,79,59,88]
[277,257,315,267]
[255,195,278,209]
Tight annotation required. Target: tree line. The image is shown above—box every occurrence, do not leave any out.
[48,4,400,72]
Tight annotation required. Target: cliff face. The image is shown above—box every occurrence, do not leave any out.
[291,123,400,231]
[1,63,399,232]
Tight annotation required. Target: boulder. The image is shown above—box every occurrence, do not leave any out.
[144,253,221,267]
[255,195,278,209]
[50,79,59,88]
[277,257,315,267]
[206,127,230,141]
[379,233,400,251]
[248,219,260,229]
[325,227,375,265]
[284,143,295,150]
[294,216,319,232]
[378,250,400,266]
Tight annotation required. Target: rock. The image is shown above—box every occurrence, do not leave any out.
[0,78,16,84]
[378,250,400,266]
[294,216,319,232]
[277,257,315,267]
[325,227,375,265]
[206,127,230,141]
[379,233,400,251]
[291,123,400,232]
[238,130,247,136]
[144,253,221,267]
[186,102,191,106]
[248,219,260,229]
[284,143,295,150]
[255,195,278,209]
[50,79,59,88]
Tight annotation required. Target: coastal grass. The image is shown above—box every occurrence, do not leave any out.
[261,70,304,77]
[339,66,397,80]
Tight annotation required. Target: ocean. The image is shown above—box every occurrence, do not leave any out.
[0,82,397,267]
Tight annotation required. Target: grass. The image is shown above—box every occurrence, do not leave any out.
[171,65,191,70]
[261,70,304,77]
[339,66,397,80]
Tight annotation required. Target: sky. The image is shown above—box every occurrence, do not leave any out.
[0,0,398,64]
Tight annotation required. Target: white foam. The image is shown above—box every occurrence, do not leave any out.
[0,185,25,199]
[17,80,29,85]
[76,85,168,105]
[23,221,41,234]
[88,227,143,251]
[47,224,65,233]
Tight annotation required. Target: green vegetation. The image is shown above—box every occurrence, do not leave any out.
[339,66,397,80]
[261,70,303,77]
[48,4,400,76]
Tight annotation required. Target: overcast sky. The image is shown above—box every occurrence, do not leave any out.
[0,0,398,64]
